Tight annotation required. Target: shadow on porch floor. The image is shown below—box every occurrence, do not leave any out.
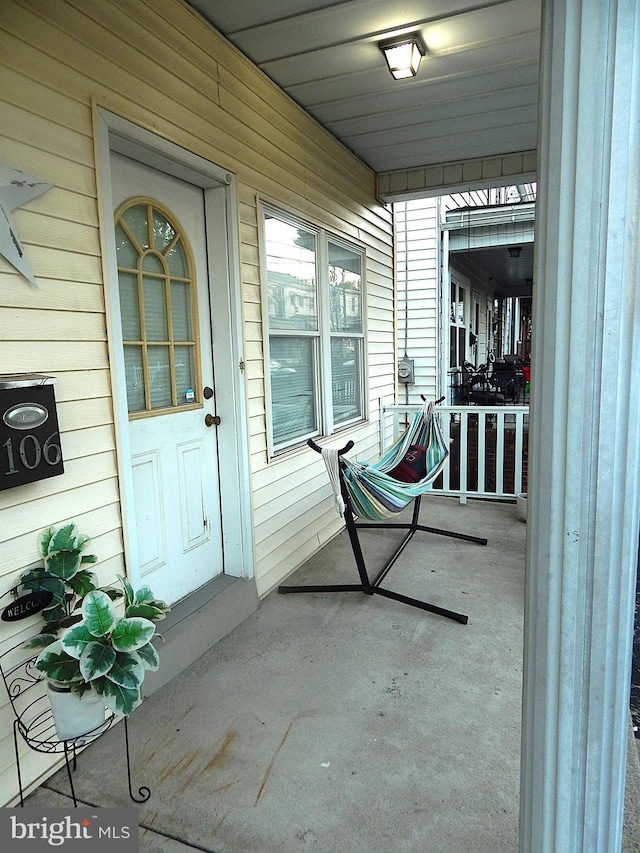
[25,496,640,852]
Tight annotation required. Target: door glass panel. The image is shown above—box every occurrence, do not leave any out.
[171,281,192,341]
[118,272,140,340]
[450,326,457,368]
[141,253,164,274]
[457,287,465,323]
[115,199,200,416]
[458,327,466,363]
[124,346,145,412]
[121,205,149,250]
[115,223,138,268]
[166,240,188,277]
[148,346,172,409]
[143,277,168,341]
[174,345,196,404]
[153,210,176,252]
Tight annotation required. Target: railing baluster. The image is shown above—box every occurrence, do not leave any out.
[380,402,529,502]
[477,412,486,494]
[459,409,468,505]
[514,410,524,496]
[441,412,451,493]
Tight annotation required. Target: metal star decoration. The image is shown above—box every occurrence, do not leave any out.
[0,165,53,286]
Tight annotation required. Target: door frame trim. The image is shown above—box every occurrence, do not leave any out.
[93,105,253,588]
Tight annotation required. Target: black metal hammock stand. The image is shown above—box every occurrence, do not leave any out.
[278,399,487,624]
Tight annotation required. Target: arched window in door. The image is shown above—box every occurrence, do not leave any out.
[114,198,201,416]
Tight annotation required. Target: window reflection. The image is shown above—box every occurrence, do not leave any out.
[265,216,318,331]
[329,242,362,333]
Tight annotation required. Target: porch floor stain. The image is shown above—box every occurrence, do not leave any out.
[25,496,640,852]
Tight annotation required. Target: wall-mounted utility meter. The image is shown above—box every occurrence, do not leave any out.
[397,357,415,384]
[0,374,64,491]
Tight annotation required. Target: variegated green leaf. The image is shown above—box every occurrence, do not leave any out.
[47,524,79,555]
[74,533,91,552]
[93,677,141,716]
[105,651,145,689]
[42,602,67,623]
[60,622,95,659]
[118,574,135,608]
[82,590,117,638]
[133,585,155,605]
[67,570,98,597]
[19,570,66,607]
[110,617,155,652]
[79,641,116,681]
[103,588,124,602]
[45,549,83,580]
[23,633,58,649]
[35,642,84,685]
[136,641,160,671]
[38,526,57,558]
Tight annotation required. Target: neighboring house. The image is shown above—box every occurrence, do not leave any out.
[0,0,394,804]
[395,191,535,405]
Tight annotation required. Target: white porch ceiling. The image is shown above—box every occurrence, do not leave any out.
[186,0,541,181]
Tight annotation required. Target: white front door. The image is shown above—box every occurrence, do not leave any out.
[110,152,224,605]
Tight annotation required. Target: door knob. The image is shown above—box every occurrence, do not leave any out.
[205,414,221,427]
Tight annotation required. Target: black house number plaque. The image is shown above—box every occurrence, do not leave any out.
[0,383,64,490]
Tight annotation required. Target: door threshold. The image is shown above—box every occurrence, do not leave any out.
[162,574,242,632]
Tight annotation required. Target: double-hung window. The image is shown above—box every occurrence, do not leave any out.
[262,204,366,454]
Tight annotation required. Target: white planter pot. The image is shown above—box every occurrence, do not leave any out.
[47,682,106,740]
[516,492,528,523]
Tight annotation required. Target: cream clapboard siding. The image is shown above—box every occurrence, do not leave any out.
[240,188,393,595]
[395,199,440,403]
[0,0,394,803]
[395,195,509,406]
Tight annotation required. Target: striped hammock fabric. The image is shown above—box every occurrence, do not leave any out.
[322,401,449,521]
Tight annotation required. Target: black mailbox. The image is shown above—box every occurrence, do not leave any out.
[0,374,64,490]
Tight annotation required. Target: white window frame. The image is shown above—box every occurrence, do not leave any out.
[449,275,469,370]
[260,202,367,456]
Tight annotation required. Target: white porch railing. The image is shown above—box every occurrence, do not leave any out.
[380,403,530,502]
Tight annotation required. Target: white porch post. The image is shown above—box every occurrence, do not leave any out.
[520,0,640,851]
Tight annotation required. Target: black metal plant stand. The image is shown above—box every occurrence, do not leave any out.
[0,635,151,807]
[278,437,488,624]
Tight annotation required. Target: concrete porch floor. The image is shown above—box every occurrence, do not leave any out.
[25,496,640,851]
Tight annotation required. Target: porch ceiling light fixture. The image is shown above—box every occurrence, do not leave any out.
[379,33,426,79]
[508,246,522,258]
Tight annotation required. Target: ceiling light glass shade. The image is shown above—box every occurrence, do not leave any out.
[379,35,425,79]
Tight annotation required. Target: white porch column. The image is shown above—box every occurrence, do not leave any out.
[521,1,640,851]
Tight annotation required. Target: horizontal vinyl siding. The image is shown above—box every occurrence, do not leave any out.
[395,199,440,403]
[0,15,117,714]
[240,185,393,597]
[0,0,393,803]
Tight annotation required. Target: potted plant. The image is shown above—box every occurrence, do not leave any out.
[32,575,169,739]
[516,492,527,522]
[18,523,121,640]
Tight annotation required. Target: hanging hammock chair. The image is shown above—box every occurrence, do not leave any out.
[321,400,449,521]
[278,398,487,624]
